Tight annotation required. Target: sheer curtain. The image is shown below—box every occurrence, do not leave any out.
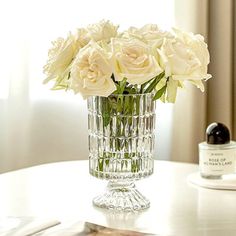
[171,0,209,163]
[0,0,175,173]
[173,0,235,163]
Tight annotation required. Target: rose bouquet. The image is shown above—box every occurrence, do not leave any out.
[43,20,211,211]
[43,19,211,174]
[43,20,211,102]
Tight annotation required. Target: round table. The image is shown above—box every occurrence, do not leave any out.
[1,160,236,236]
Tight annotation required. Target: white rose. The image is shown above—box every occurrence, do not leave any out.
[70,41,116,98]
[157,28,212,92]
[123,24,174,47]
[87,20,118,43]
[74,28,91,48]
[140,24,173,40]
[43,32,79,85]
[111,37,162,85]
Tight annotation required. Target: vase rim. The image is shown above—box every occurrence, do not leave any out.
[92,92,155,98]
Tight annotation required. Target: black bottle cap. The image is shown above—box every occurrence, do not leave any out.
[206,122,230,144]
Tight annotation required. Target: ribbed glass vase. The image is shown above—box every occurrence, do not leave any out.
[87,93,155,211]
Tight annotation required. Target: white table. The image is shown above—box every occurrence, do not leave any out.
[1,160,236,236]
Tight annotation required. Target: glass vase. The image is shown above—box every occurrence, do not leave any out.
[87,93,155,211]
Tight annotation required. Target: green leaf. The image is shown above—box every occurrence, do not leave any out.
[108,97,117,110]
[144,71,165,93]
[124,87,136,94]
[119,78,127,94]
[117,95,124,113]
[113,77,127,95]
[98,159,104,171]
[144,79,158,93]
[135,95,140,115]
[124,96,130,114]
[140,78,154,93]
[153,85,167,100]
[101,98,111,127]
[113,83,120,94]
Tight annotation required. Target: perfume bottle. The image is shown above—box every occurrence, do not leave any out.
[199,122,236,179]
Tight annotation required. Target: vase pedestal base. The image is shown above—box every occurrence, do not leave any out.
[93,180,150,212]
